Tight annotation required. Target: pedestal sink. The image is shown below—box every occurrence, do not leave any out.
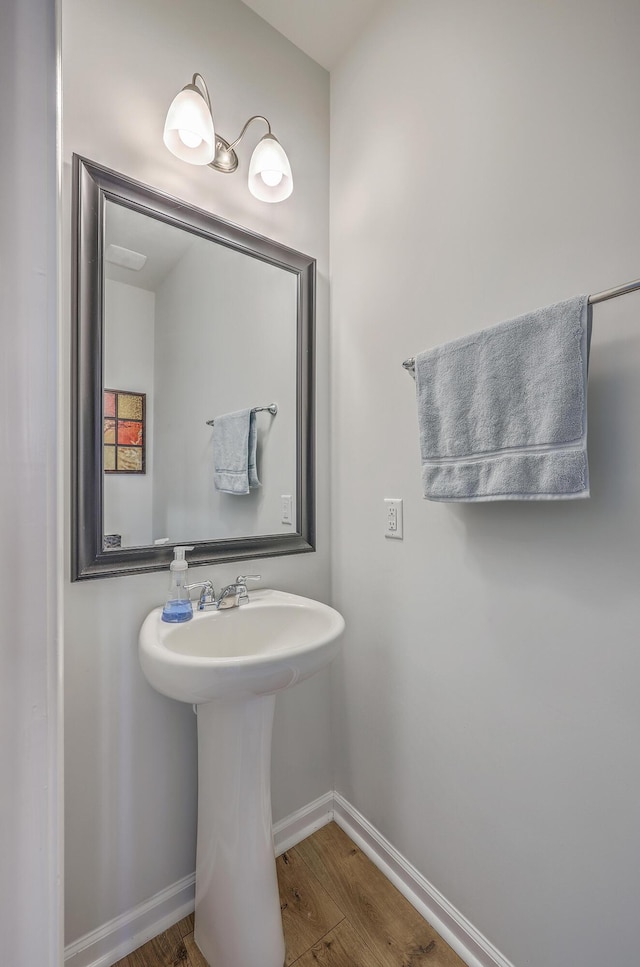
[139,589,344,967]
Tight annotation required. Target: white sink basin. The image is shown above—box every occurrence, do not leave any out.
[139,588,344,704]
[138,587,344,967]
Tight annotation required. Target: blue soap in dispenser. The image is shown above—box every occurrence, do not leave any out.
[162,545,195,623]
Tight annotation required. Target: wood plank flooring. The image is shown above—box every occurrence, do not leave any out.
[114,821,466,967]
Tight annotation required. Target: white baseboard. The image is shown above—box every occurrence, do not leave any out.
[272,790,334,856]
[63,873,195,967]
[65,791,514,967]
[63,793,335,967]
[333,792,515,967]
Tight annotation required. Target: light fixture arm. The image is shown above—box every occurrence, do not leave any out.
[191,73,212,112]
[226,116,272,154]
[209,114,274,175]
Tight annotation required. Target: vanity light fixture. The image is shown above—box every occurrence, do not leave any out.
[163,73,293,203]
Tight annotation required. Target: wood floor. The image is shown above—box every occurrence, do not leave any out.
[114,821,466,967]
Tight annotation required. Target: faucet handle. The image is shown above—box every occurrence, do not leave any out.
[185,580,216,610]
[234,575,260,605]
[235,574,261,585]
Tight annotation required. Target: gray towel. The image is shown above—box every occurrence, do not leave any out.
[212,409,261,494]
[415,295,591,501]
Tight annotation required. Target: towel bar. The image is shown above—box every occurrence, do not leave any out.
[402,275,640,376]
[206,403,278,427]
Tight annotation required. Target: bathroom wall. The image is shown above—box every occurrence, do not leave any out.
[0,0,61,961]
[331,1,640,965]
[104,280,156,547]
[62,0,330,947]
[152,240,297,542]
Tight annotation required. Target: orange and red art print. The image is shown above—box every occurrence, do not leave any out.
[104,389,145,473]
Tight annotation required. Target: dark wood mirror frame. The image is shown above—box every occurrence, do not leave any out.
[71,155,315,580]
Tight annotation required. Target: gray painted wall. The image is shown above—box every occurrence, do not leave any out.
[0,0,61,961]
[330,2,640,966]
[62,0,330,945]
[104,280,156,547]
[152,239,297,542]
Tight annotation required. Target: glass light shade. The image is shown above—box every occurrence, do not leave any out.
[248,135,293,202]
[163,87,215,165]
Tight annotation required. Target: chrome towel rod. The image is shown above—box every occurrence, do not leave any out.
[206,403,278,427]
[402,276,640,376]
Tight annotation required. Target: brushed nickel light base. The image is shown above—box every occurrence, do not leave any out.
[209,135,239,173]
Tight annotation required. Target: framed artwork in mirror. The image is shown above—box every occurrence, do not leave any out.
[104,389,146,473]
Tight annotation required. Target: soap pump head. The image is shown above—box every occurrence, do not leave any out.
[170,545,194,571]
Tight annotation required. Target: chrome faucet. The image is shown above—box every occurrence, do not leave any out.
[186,575,261,611]
[216,575,261,609]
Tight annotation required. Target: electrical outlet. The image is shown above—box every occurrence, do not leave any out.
[384,498,403,539]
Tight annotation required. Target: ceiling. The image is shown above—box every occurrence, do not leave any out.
[105,202,194,292]
[240,0,384,70]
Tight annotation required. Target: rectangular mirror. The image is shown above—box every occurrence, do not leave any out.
[72,155,315,579]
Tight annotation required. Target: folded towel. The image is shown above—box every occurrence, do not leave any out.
[415,295,591,501]
[212,409,261,494]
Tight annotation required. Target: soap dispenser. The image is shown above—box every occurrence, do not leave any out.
[161,545,195,623]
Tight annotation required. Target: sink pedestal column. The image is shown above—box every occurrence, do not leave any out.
[193,694,285,967]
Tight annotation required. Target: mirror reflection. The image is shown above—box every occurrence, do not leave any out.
[102,201,297,550]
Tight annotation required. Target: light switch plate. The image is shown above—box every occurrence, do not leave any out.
[281,494,293,525]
